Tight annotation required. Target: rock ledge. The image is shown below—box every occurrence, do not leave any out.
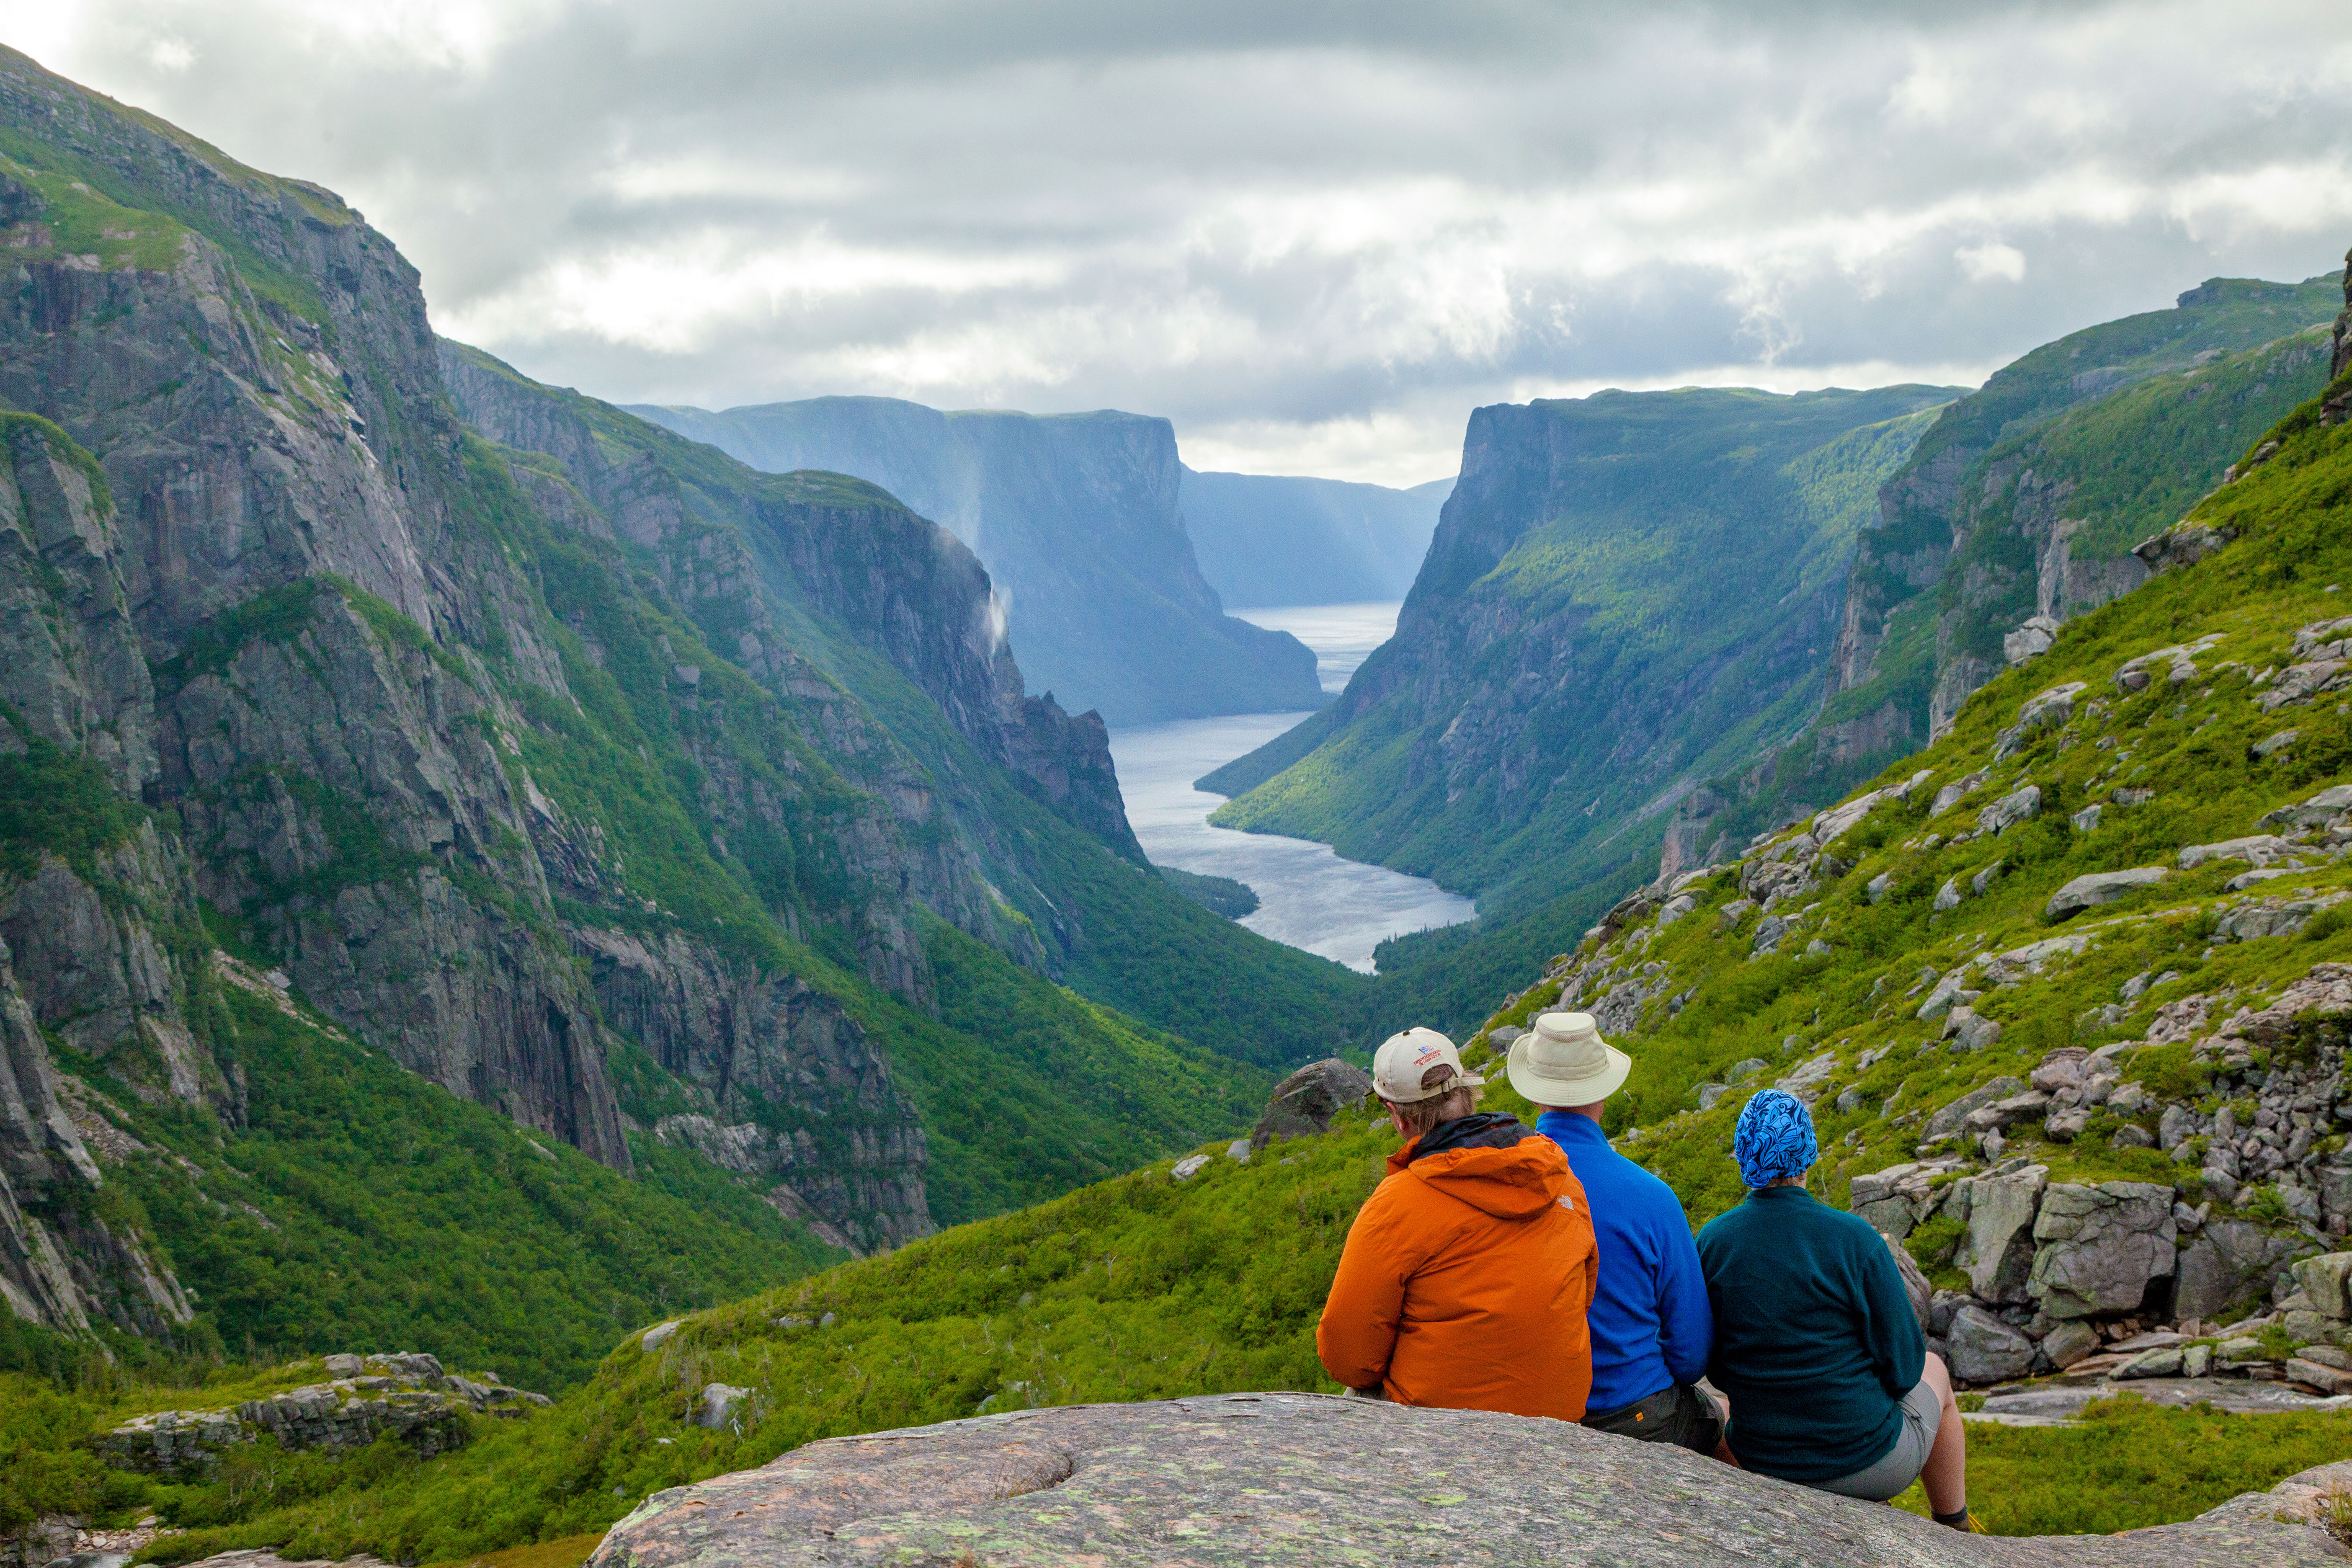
[589,1392,2348,1567]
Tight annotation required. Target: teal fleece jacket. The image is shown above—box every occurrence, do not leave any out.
[1695,1184,1925,1482]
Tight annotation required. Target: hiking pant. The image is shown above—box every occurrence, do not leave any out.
[1579,1380,1723,1453]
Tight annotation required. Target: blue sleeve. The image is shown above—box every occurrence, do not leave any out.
[1653,1197,1714,1387]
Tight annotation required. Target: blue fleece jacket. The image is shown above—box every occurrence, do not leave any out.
[1535,1111,1713,1413]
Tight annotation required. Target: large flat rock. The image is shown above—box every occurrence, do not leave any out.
[1971,1376,2352,1426]
[587,1392,2349,1567]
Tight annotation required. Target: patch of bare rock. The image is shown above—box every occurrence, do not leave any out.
[98,1353,547,1476]
[580,1392,2347,1567]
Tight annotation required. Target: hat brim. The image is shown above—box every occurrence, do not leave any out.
[1383,1070,1486,1104]
[1506,1038,1632,1108]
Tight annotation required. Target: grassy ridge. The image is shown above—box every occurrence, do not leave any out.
[72,980,843,1394]
[1524,378,2352,1236]
[64,1117,2352,1556]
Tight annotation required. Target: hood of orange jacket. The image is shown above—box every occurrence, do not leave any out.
[1391,1112,1572,1221]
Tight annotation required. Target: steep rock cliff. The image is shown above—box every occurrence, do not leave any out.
[0,45,641,1206]
[628,397,1325,725]
[0,45,964,1302]
[1655,275,2352,869]
[0,44,1358,1324]
[1176,467,1446,607]
[1204,386,1953,918]
[444,346,1140,867]
[1832,275,2342,756]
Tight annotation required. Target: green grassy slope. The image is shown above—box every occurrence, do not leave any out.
[1683,321,2342,878]
[1896,277,2340,505]
[14,1233,2352,1555]
[45,976,841,1395]
[1477,378,2352,1225]
[2039,327,2339,562]
[1202,393,1950,922]
[1834,276,2339,742]
[80,367,2352,1565]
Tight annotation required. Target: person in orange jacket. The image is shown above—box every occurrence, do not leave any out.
[1316,1026,1601,1421]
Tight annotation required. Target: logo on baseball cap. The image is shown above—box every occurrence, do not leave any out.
[1372,1026,1485,1104]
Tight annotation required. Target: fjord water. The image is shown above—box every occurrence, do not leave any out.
[1108,602,1475,972]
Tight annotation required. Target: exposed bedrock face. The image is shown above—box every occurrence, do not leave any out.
[588,1392,2350,1568]
[440,344,1142,872]
[0,49,638,1250]
[626,394,1326,727]
[572,926,932,1254]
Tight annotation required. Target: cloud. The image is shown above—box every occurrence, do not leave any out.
[7,0,2351,484]
[1956,241,2028,284]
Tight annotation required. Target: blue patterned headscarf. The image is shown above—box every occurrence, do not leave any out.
[1733,1089,1818,1189]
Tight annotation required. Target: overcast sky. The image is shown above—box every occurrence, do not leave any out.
[5,1,2351,485]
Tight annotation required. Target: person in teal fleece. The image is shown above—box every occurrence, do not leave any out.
[1697,1090,1976,1531]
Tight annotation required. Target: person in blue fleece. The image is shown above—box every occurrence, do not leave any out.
[1514,1011,1722,1453]
[1699,1090,1977,1531]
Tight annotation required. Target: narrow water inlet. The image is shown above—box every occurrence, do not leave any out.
[1109,602,1474,973]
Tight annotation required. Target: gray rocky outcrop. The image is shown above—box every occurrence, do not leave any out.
[2047,867,2169,918]
[1945,1304,2036,1383]
[572,926,931,1253]
[587,1392,2348,1567]
[1923,1077,2027,1142]
[2177,1221,2308,1323]
[2028,1182,2177,1319]
[1849,1159,1963,1240]
[1251,1058,1374,1149]
[1950,1165,2047,1304]
[98,1352,546,1475]
[694,1383,752,1431]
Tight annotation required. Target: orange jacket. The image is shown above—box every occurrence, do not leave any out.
[1317,1115,1599,1421]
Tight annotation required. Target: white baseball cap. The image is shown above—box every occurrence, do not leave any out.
[1506,1011,1632,1107]
[1372,1027,1485,1104]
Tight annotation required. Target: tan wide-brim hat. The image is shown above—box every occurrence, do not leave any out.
[1507,1011,1632,1107]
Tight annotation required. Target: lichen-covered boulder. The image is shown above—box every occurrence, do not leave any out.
[1924,1078,2027,1142]
[2291,1253,2352,1320]
[2176,1222,2308,1323]
[1251,1058,1375,1149]
[1945,1305,2035,1384]
[1850,1161,1949,1240]
[2028,1182,2177,1319]
[1951,1165,2046,1305]
[2046,867,2168,920]
[98,1354,547,1475]
[586,1393,2346,1567]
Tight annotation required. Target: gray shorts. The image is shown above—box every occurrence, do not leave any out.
[1812,1379,1941,1502]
